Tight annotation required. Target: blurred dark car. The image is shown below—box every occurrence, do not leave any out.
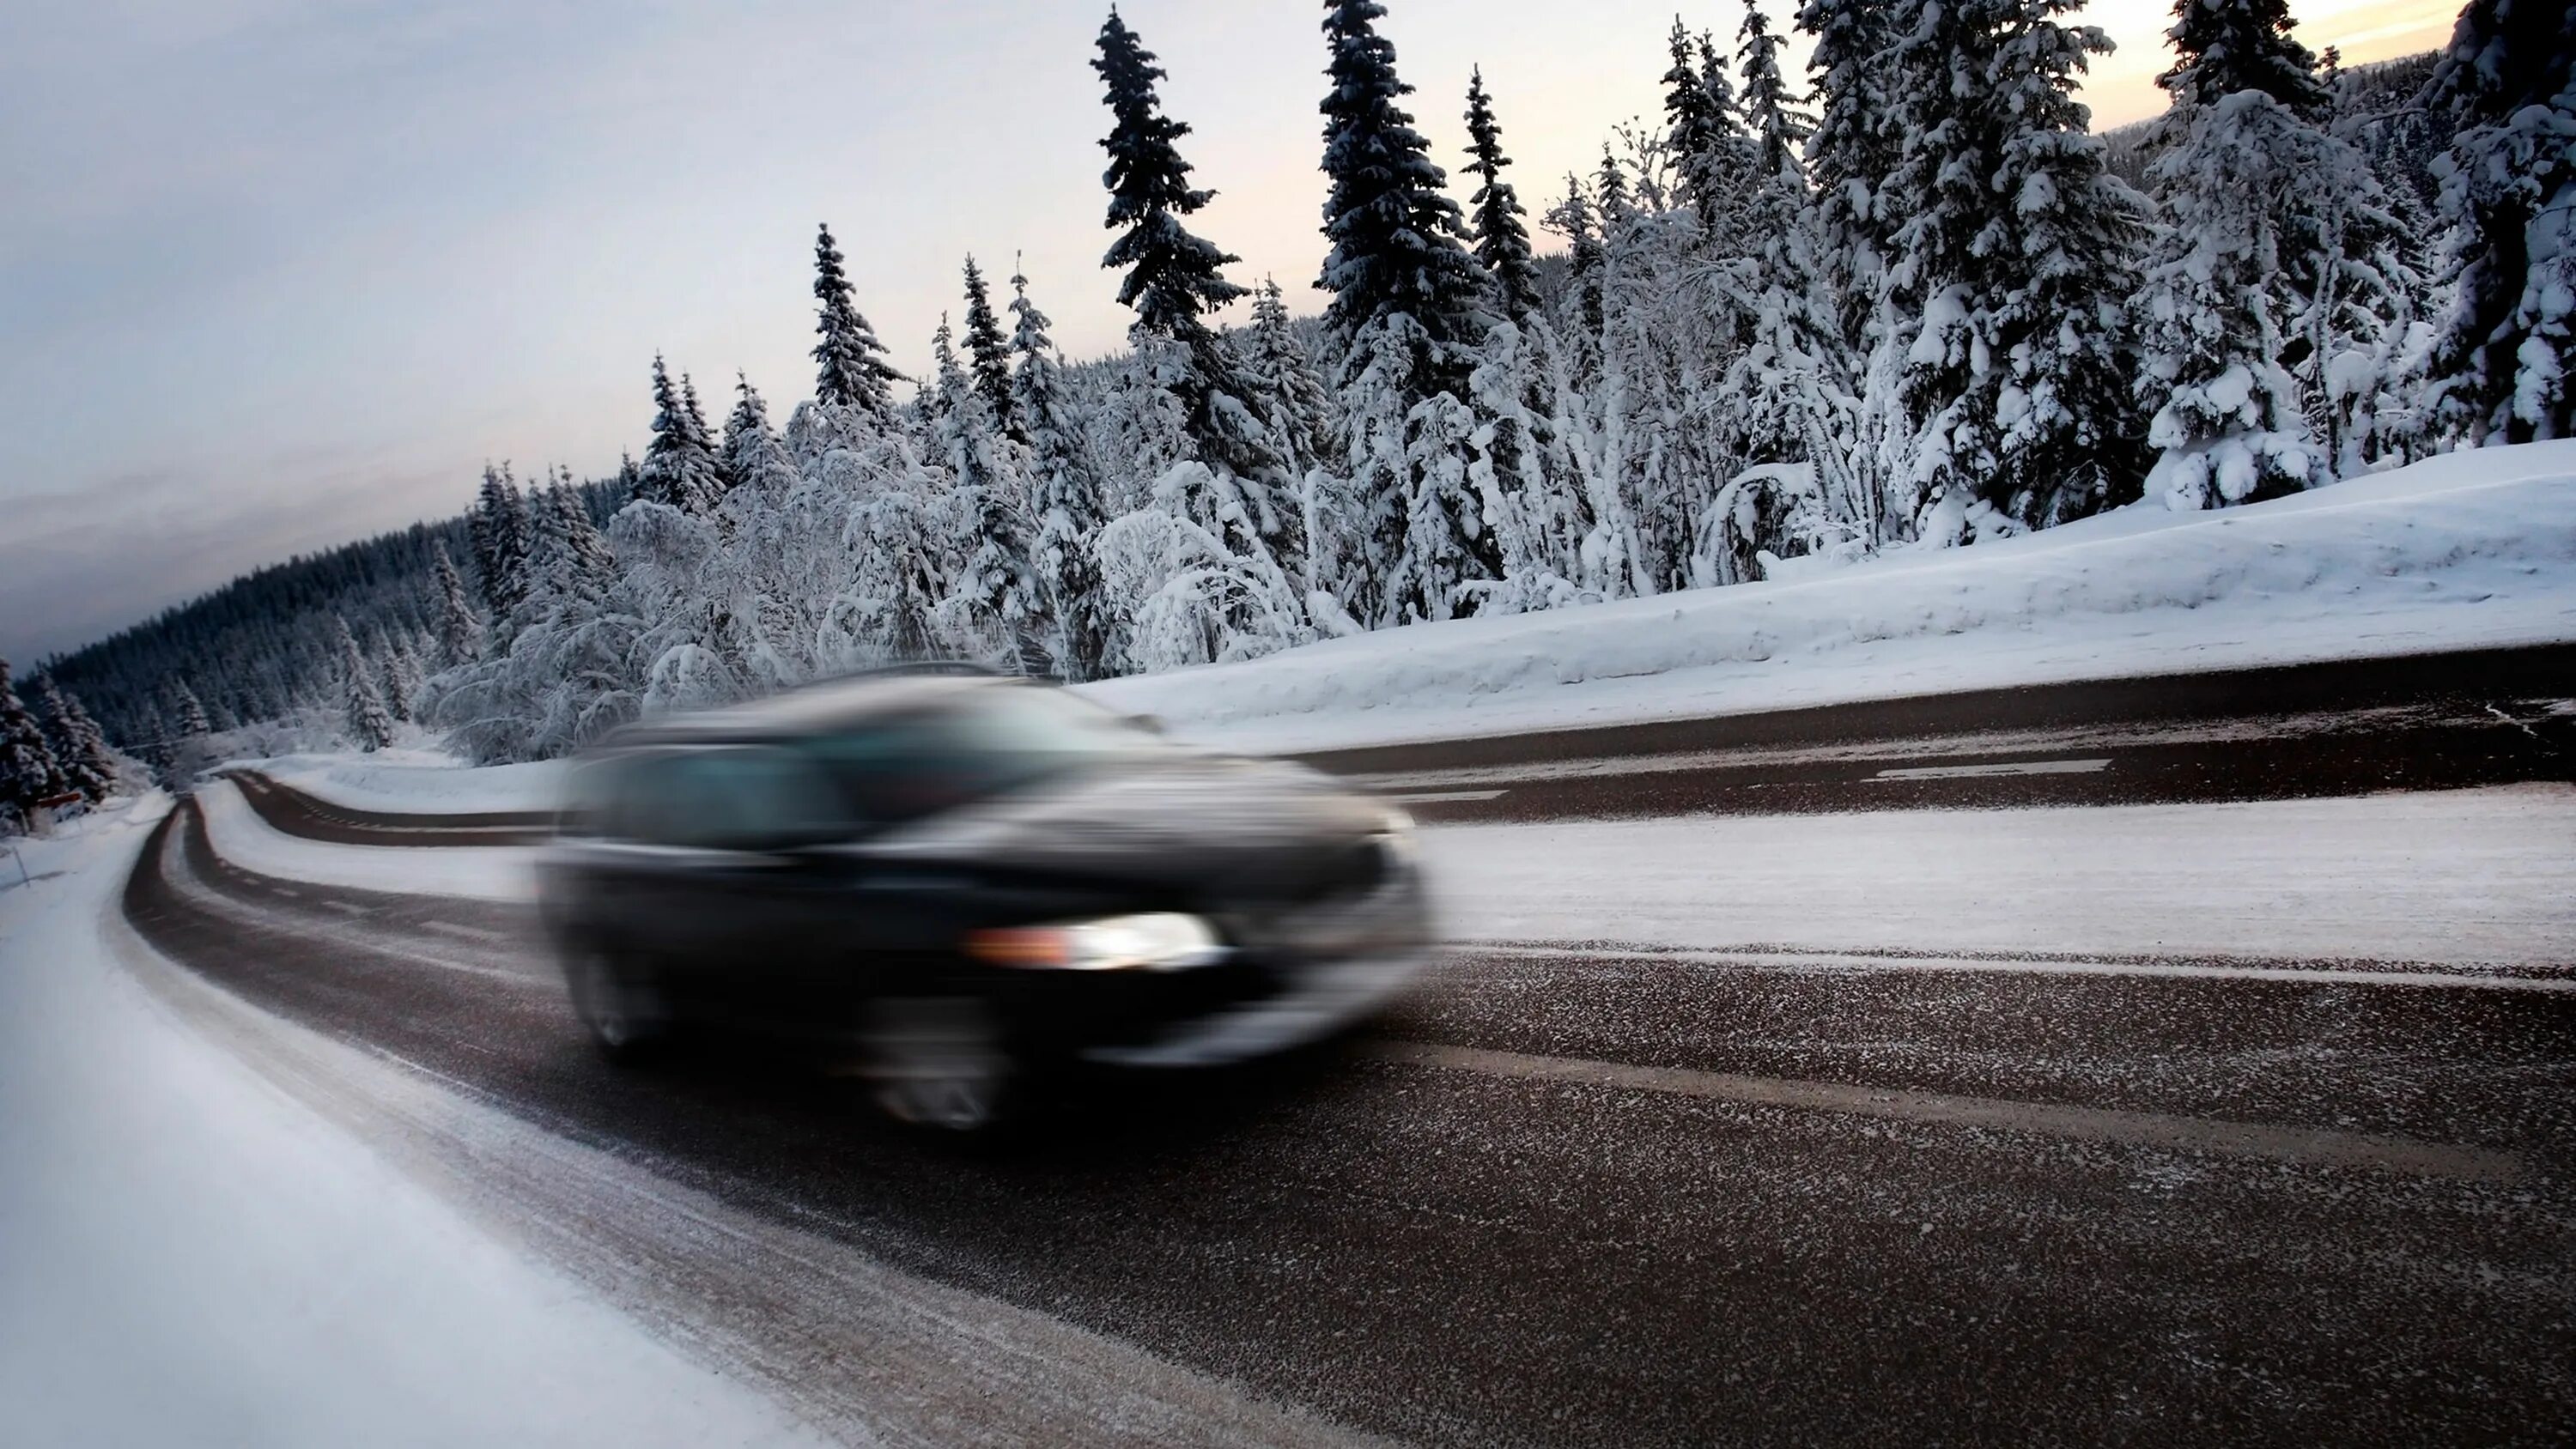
[537,670,1431,1129]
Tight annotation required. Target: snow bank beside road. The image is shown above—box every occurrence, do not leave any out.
[0,813,821,1448]
[197,779,532,901]
[1092,441,2576,754]
[257,750,564,815]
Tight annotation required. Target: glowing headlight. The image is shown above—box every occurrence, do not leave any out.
[966,912,1225,973]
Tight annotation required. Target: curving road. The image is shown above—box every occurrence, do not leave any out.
[138,652,2576,1445]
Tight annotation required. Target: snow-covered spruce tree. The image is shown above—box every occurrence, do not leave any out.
[430,543,483,668]
[2421,0,2575,443]
[2131,0,2397,506]
[1010,267,1115,681]
[811,222,905,421]
[1709,3,1867,577]
[636,356,725,514]
[1884,0,2152,534]
[928,318,1046,671]
[960,256,1018,437]
[1093,9,1293,477]
[467,464,532,623]
[0,659,73,831]
[1663,18,1753,242]
[1317,0,1492,384]
[332,617,396,752]
[1462,68,1540,324]
[380,639,422,724]
[27,673,116,803]
[1243,278,1340,478]
[169,679,211,740]
[1317,0,1501,623]
[720,374,800,505]
[1096,9,1248,344]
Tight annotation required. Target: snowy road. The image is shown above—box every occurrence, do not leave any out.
[111,652,2576,1446]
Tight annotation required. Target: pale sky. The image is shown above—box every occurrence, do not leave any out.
[0,0,2458,664]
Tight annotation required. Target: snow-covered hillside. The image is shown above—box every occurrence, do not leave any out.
[1088,441,2576,753]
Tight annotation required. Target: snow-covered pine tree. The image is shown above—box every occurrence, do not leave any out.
[1244,278,1340,477]
[467,464,533,622]
[2159,0,2330,115]
[1547,175,1609,345]
[1462,67,1540,324]
[2421,0,2575,443]
[680,374,723,502]
[811,222,905,421]
[1096,9,1248,343]
[2133,0,2398,506]
[169,679,211,739]
[1011,266,1115,681]
[1885,0,2152,533]
[333,616,396,752]
[1316,0,1492,387]
[0,659,74,830]
[1716,3,1867,564]
[380,639,422,724]
[1663,18,1751,239]
[545,482,619,607]
[720,373,799,503]
[960,255,1018,436]
[431,543,483,668]
[27,673,116,802]
[930,316,1044,670]
[636,356,725,514]
[1798,0,1902,336]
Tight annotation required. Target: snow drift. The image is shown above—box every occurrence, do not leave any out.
[1088,442,2576,753]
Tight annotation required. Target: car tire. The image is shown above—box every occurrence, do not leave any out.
[567,945,671,1064]
[866,997,1016,1133]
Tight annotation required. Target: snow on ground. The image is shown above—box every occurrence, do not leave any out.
[255,749,565,815]
[185,762,2576,971]
[197,779,534,901]
[1422,785,2576,970]
[1091,440,2576,754]
[0,807,822,1449]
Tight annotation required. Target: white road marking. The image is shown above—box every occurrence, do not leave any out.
[1388,789,1510,803]
[319,900,372,917]
[1869,757,2111,781]
[1368,1040,2522,1183]
[418,919,510,945]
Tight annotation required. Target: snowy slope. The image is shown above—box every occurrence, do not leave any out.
[255,750,565,815]
[196,779,532,900]
[0,809,822,1448]
[1089,441,2576,753]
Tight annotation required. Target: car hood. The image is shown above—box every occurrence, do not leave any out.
[857,754,1396,899]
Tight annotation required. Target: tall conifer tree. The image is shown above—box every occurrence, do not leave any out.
[2421,0,2574,442]
[1317,0,1489,380]
[1095,9,1247,342]
[811,222,904,418]
[960,256,1018,433]
[1462,68,1540,323]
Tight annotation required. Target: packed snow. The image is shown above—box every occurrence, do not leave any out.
[252,749,564,815]
[196,779,533,901]
[1087,441,2576,754]
[0,807,823,1448]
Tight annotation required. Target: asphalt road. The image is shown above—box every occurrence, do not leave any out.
[137,652,2576,1445]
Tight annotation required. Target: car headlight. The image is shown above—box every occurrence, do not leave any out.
[1375,808,1417,867]
[965,912,1226,973]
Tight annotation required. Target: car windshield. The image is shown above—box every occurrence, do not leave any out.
[795,686,1160,828]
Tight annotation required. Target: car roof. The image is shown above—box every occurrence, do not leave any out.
[600,671,1020,748]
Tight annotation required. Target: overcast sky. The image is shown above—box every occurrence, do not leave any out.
[0,0,2457,665]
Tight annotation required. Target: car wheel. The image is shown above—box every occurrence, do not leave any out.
[866,997,1014,1132]
[567,946,670,1064]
